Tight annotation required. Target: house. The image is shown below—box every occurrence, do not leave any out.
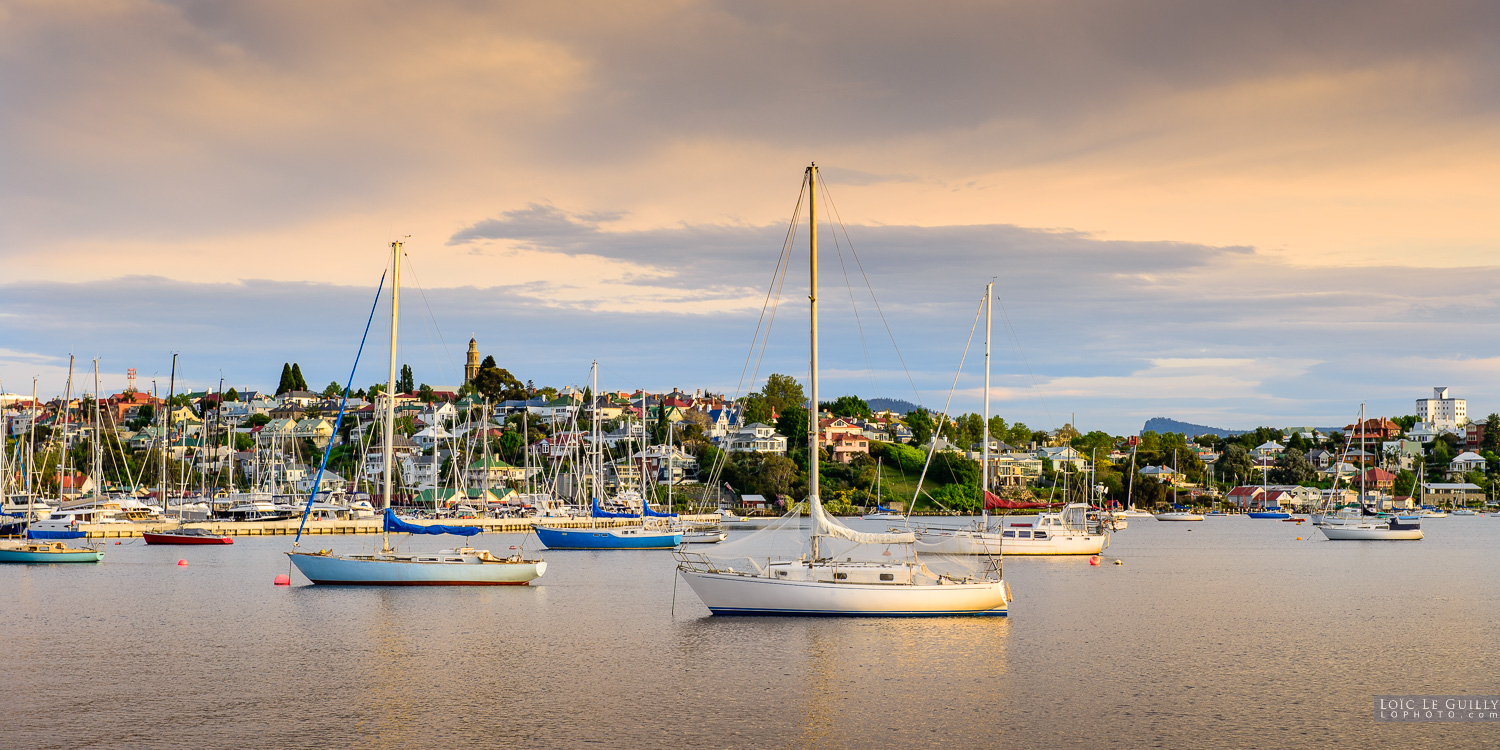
[726,423,788,455]
[1036,446,1087,471]
[1380,440,1425,472]
[413,424,453,451]
[1423,482,1484,506]
[739,494,770,510]
[1357,467,1396,491]
[291,417,335,450]
[466,457,529,486]
[1252,441,1285,460]
[585,397,624,422]
[1226,485,1265,508]
[989,453,1042,487]
[925,436,965,454]
[826,431,870,464]
[1306,449,1334,469]
[278,390,319,408]
[635,444,699,484]
[255,418,297,447]
[1466,422,1487,451]
[1344,418,1401,442]
[1448,451,1487,479]
[704,407,740,439]
[1140,465,1178,485]
[602,421,650,449]
[399,450,451,491]
[416,402,458,427]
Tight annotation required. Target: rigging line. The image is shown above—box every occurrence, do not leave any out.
[907,289,985,518]
[818,180,925,409]
[400,251,462,386]
[991,285,1057,432]
[826,207,881,404]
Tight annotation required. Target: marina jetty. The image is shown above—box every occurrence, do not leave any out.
[70,513,721,539]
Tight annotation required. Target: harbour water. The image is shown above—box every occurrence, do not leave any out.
[4,516,1499,748]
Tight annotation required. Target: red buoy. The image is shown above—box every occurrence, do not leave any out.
[274,574,291,586]
[176,559,188,566]
[1089,556,1100,566]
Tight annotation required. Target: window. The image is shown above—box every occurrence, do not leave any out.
[1033,532,1047,540]
[1002,530,1016,538]
[833,572,848,580]
[879,573,894,581]
[1018,531,1031,538]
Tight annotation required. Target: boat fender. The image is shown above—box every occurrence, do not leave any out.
[177,559,188,566]
[273,574,291,586]
[1089,556,1099,566]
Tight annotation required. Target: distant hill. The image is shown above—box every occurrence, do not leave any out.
[1142,417,1249,438]
[865,397,920,415]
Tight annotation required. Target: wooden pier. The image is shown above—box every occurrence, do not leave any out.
[75,514,721,539]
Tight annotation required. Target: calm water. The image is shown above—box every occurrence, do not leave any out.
[4,516,1500,749]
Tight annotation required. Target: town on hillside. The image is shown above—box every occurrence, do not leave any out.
[3,345,1496,520]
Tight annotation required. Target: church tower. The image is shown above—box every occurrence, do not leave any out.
[465,338,480,383]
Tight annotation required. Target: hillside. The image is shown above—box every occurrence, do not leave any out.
[865,397,920,415]
[1141,417,1249,438]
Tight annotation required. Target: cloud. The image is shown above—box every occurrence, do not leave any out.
[6,219,1500,432]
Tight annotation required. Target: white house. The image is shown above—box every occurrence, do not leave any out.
[726,423,788,455]
[1448,451,1487,478]
[1253,441,1285,460]
[1416,387,1467,431]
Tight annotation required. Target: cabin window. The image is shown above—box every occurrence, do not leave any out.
[1002,530,1016,538]
[879,573,894,581]
[833,572,848,580]
[777,570,787,577]
[1018,530,1031,538]
[1033,531,1047,540]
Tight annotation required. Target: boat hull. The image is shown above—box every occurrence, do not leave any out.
[287,552,546,585]
[1318,526,1423,541]
[1154,513,1205,521]
[534,525,681,549]
[0,548,102,563]
[915,529,1105,555]
[678,569,1008,616]
[1247,512,1291,519]
[143,532,234,545]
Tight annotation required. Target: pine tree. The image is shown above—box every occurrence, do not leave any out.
[291,363,308,391]
[398,364,414,394]
[277,363,294,395]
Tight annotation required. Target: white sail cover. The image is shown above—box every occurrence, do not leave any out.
[811,494,915,545]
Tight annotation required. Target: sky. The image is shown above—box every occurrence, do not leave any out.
[4,0,1500,434]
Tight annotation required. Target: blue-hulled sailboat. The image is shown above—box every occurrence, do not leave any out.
[286,240,546,586]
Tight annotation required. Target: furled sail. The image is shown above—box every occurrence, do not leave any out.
[982,490,1058,510]
[811,494,914,545]
[384,508,481,537]
[592,498,640,519]
[642,502,677,518]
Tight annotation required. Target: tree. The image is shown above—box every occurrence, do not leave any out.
[653,404,670,444]
[418,384,435,403]
[758,454,797,497]
[1270,448,1315,485]
[247,413,271,428]
[825,395,871,419]
[760,373,806,417]
[277,363,294,395]
[1483,413,1500,453]
[1217,444,1254,486]
[471,358,526,402]
[777,409,808,450]
[741,395,773,425]
[224,387,240,402]
[322,381,342,398]
[1393,469,1417,497]
[1005,422,1033,448]
[397,364,414,394]
[905,408,934,447]
[291,363,308,391]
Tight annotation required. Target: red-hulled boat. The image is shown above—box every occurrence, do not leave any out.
[143,528,234,545]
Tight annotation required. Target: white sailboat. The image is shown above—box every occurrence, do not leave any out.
[287,240,547,585]
[675,164,1010,616]
[911,282,1107,556]
[1317,404,1422,541]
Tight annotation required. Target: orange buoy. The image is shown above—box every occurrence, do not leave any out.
[1114,559,1123,565]
[176,559,188,566]
[274,574,291,586]
[1295,537,1302,541]
[114,541,121,545]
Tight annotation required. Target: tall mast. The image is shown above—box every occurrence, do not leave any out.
[163,354,177,513]
[60,355,73,504]
[93,359,103,497]
[382,240,401,553]
[807,163,820,508]
[982,281,992,505]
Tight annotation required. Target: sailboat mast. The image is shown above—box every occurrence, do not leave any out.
[164,354,176,513]
[93,360,103,496]
[382,240,401,553]
[60,355,73,505]
[982,281,992,503]
[807,163,819,507]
